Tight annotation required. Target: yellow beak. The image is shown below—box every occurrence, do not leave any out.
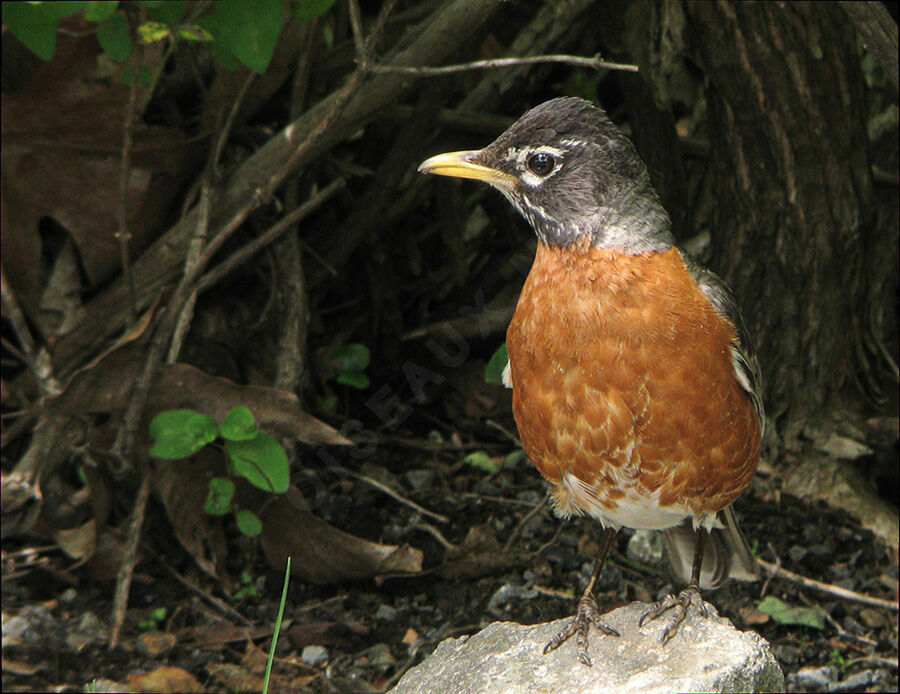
[418,150,518,192]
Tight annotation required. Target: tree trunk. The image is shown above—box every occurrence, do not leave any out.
[683,1,887,429]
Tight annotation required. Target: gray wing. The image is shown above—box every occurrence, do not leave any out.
[682,252,765,437]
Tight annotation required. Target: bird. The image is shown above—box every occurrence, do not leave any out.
[419,97,763,666]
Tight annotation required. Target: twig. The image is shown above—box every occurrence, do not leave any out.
[116,18,141,326]
[503,492,549,552]
[343,469,450,524]
[416,520,456,551]
[147,545,251,626]
[169,70,257,364]
[195,179,346,294]
[367,53,638,76]
[757,557,899,612]
[108,475,150,648]
[485,419,522,448]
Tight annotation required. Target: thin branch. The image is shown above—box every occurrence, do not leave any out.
[195,178,346,293]
[108,475,150,648]
[757,557,899,612]
[343,469,450,524]
[116,26,141,325]
[367,53,639,76]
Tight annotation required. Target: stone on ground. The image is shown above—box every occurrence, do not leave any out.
[389,601,784,694]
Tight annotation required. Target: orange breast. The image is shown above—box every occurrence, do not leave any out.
[506,242,760,520]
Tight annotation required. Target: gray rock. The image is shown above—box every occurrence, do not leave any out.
[626,529,667,568]
[301,644,329,666]
[789,665,839,691]
[389,602,784,694]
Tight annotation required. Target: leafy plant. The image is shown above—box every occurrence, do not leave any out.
[234,570,260,600]
[3,0,338,78]
[149,406,288,537]
[137,606,167,630]
[484,343,509,385]
[756,595,825,630]
[324,343,371,389]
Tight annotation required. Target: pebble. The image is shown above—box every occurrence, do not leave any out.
[833,669,887,692]
[789,665,839,691]
[375,604,398,621]
[627,529,666,568]
[487,583,538,614]
[402,469,435,491]
[301,645,329,666]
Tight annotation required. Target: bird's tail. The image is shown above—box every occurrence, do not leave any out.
[663,505,759,590]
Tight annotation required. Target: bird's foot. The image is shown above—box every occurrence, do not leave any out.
[639,583,708,644]
[543,594,620,666]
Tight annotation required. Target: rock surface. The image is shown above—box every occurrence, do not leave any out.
[390,602,784,694]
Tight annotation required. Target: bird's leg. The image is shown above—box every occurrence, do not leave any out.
[639,527,710,643]
[543,526,620,666]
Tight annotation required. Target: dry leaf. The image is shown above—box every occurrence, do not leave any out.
[152,449,228,578]
[125,665,204,693]
[440,523,530,580]
[54,518,96,560]
[260,487,422,584]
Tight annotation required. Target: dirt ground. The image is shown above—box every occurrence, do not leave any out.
[2,431,898,693]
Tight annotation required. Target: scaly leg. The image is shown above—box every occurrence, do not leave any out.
[544,526,620,666]
[639,527,710,643]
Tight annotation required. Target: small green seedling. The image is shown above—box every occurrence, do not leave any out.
[149,406,289,537]
[325,343,371,389]
[137,606,167,630]
[234,570,260,600]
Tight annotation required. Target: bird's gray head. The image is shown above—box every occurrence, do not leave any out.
[419,97,674,253]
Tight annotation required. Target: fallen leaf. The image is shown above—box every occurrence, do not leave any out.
[286,620,370,650]
[260,487,422,584]
[54,518,96,560]
[125,665,204,693]
[757,595,825,629]
[440,523,530,580]
[136,630,178,658]
[152,449,228,578]
[49,344,349,448]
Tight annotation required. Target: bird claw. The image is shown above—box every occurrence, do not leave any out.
[639,584,708,643]
[544,595,620,666]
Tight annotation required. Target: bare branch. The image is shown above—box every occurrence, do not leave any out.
[367,53,638,76]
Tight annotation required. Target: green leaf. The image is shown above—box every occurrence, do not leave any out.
[119,63,153,87]
[136,20,171,44]
[235,509,262,537]
[226,432,289,493]
[292,0,338,21]
[84,2,119,22]
[175,24,212,42]
[204,477,235,515]
[463,451,500,475]
[219,406,258,441]
[145,0,186,25]
[96,10,132,62]
[503,449,527,468]
[484,343,509,385]
[335,370,370,389]
[328,344,371,372]
[148,409,218,459]
[1,2,85,61]
[197,0,283,73]
[757,596,825,630]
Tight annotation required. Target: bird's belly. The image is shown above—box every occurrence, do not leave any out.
[506,243,760,529]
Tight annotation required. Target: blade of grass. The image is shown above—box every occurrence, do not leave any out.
[262,556,291,694]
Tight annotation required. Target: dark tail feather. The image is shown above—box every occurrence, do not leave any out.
[663,505,759,590]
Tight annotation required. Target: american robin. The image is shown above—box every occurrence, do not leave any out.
[419,97,764,665]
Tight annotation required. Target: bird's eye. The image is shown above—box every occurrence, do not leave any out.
[527,152,556,176]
